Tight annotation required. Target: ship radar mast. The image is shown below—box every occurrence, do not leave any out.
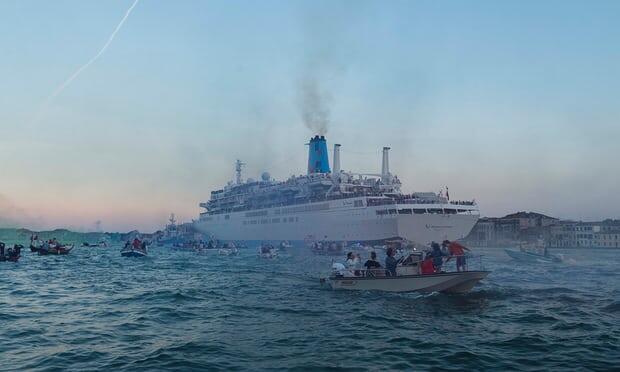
[235,159,245,184]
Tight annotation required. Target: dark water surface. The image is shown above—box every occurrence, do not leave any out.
[1,246,618,371]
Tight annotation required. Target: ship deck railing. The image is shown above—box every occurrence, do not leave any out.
[203,192,476,215]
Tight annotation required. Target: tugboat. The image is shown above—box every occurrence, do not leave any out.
[326,250,489,293]
[156,214,184,246]
[0,242,22,262]
[121,238,148,257]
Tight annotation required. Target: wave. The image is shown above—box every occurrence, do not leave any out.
[602,301,620,313]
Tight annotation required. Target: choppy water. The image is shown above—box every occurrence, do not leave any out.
[1,246,618,371]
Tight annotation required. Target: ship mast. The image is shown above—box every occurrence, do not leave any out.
[235,159,245,185]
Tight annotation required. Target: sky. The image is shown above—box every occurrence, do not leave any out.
[0,0,619,232]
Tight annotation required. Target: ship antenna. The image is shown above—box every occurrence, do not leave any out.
[235,159,245,184]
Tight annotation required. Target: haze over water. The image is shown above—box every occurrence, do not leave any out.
[1,246,618,371]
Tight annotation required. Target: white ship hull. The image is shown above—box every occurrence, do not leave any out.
[195,197,478,246]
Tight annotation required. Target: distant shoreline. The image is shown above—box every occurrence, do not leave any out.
[470,246,619,250]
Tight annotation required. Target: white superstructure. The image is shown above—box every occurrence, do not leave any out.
[194,135,479,246]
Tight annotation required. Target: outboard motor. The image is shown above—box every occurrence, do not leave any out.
[307,135,331,174]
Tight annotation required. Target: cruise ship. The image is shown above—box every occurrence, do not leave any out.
[194,135,479,247]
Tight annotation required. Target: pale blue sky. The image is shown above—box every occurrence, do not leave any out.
[0,0,618,231]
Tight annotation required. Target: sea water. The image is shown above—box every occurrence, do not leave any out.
[1,246,618,371]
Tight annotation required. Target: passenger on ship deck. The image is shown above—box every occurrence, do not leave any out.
[385,248,398,276]
[443,240,470,272]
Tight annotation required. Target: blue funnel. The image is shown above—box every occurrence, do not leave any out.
[307,135,331,174]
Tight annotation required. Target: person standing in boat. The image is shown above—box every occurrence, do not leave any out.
[132,238,141,250]
[385,248,398,276]
[443,240,471,272]
[430,242,446,272]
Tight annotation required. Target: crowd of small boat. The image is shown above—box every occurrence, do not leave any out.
[2,232,574,295]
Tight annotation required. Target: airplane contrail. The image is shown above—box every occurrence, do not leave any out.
[43,0,140,106]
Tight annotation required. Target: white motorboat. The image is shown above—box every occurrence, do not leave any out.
[258,244,278,259]
[219,248,239,256]
[505,249,562,263]
[279,241,293,251]
[327,252,489,293]
[218,243,239,256]
[505,239,562,263]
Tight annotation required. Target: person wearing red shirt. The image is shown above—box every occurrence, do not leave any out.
[420,253,435,274]
[443,240,471,272]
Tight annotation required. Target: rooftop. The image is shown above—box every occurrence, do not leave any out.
[503,211,557,220]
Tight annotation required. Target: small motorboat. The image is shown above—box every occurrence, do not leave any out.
[37,244,74,255]
[327,252,489,293]
[218,248,239,256]
[258,243,278,259]
[505,248,562,263]
[120,245,148,257]
[82,241,108,248]
[218,242,239,256]
[278,241,293,251]
[0,243,22,262]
